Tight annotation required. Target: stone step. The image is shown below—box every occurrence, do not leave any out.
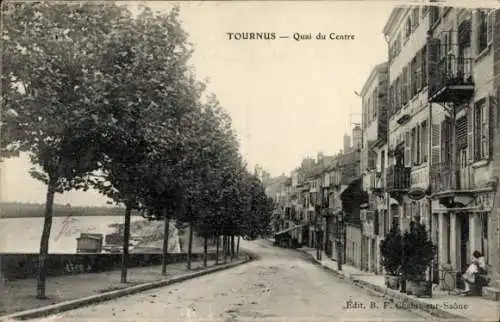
[482,286,500,301]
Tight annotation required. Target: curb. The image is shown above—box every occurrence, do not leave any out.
[0,253,254,321]
[300,250,472,321]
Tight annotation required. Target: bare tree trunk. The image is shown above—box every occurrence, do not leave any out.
[236,236,241,258]
[231,235,235,260]
[203,234,208,267]
[215,234,220,264]
[223,235,228,263]
[187,223,193,270]
[161,208,169,276]
[120,205,132,283]
[36,180,56,299]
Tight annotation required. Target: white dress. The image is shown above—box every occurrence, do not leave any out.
[463,257,486,283]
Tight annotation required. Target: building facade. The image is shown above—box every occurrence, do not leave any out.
[360,62,390,274]
[426,7,498,288]
[384,4,498,290]
[268,4,499,294]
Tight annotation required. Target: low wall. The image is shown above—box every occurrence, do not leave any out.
[0,252,218,280]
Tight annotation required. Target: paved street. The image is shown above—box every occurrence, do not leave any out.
[33,240,432,321]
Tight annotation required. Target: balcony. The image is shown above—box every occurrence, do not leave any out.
[428,54,474,103]
[386,165,411,192]
[431,162,475,196]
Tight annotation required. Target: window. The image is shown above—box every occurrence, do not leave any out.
[391,209,400,230]
[389,84,395,115]
[380,150,386,181]
[412,7,420,28]
[421,45,427,86]
[416,124,421,164]
[373,88,378,119]
[410,56,418,98]
[411,127,417,165]
[476,9,490,54]
[421,120,428,162]
[401,66,409,105]
[474,99,490,160]
[441,117,452,165]
[405,17,412,42]
[430,6,440,27]
[395,77,401,111]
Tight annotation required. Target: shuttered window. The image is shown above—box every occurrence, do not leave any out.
[401,66,409,105]
[421,45,427,87]
[411,127,417,165]
[441,117,452,165]
[474,97,492,161]
[395,77,401,111]
[405,131,411,167]
[427,38,440,94]
[476,9,489,54]
[413,7,420,28]
[487,10,494,44]
[421,120,428,163]
[411,56,418,98]
[456,116,468,149]
[431,123,441,166]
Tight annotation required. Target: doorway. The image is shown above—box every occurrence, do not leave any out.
[371,238,376,272]
[458,214,469,273]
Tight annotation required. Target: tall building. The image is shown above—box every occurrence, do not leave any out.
[359,62,389,274]
[343,133,351,152]
[384,4,498,290]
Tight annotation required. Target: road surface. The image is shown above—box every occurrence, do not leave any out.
[32,240,431,321]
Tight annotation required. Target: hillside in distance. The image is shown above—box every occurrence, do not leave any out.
[0,202,142,218]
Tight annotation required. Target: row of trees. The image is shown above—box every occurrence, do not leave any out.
[2,2,273,298]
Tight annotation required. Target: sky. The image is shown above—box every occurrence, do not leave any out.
[1,1,394,206]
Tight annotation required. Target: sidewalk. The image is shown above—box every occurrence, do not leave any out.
[0,257,239,317]
[300,247,499,322]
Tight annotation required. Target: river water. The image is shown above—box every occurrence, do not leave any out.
[0,216,148,253]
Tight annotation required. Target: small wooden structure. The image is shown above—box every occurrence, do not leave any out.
[76,233,103,253]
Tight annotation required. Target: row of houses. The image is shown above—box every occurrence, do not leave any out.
[266,4,500,291]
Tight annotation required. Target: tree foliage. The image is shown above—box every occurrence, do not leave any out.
[379,226,403,276]
[2,1,274,296]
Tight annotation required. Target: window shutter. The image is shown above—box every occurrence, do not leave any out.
[427,38,440,98]
[485,96,491,159]
[405,131,411,167]
[487,10,494,44]
[416,50,422,90]
[467,105,474,162]
[489,95,495,157]
[417,124,421,164]
[431,123,441,166]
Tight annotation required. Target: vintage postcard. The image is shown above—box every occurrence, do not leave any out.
[1,0,500,321]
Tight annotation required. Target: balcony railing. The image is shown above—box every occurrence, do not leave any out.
[386,165,411,191]
[431,162,475,194]
[428,54,474,103]
[430,163,453,193]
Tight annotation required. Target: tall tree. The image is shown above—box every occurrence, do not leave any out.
[91,4,202,282]
[1,2,131,298]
